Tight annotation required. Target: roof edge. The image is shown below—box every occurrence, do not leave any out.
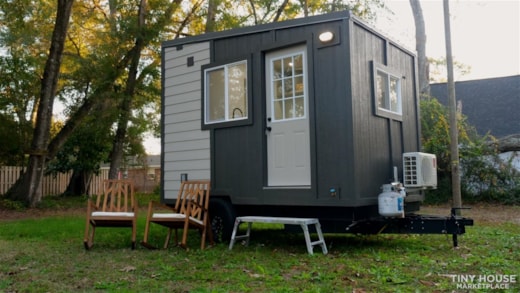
[162,10,352,48]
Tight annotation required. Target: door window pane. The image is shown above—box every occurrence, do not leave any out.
[295,76,304,96]
[283,57,293,77]
[284,99,294,119]
[274,100,283,120]
[273,59,282,79]
[284,78,293,97]
[293,54,303,75]
[270,52,306,121]
[274,80,283,100]
[294,97,304,117]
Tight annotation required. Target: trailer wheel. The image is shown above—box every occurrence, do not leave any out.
[209,198,236,243]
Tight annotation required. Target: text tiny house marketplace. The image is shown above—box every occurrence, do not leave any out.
[448,274,517,290]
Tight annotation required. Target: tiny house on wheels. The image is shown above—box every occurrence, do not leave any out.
[161,11,472,245]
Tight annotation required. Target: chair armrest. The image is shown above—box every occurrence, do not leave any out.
[148,201,177,211]
[145,201,177,219]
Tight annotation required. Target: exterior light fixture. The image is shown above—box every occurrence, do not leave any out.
[319,31,334,43]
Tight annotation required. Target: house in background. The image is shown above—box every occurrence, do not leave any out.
[430,75,520,138]
[123,155,161,193]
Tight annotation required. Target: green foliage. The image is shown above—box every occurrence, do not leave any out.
[0,198,26,211]
[202,0,386,31]
[420,97,451,173]
[0,114,32,166]
[428,57,472,83]
[46,116,113,177]
[136,192,160,207]
[460,141,520,204]
[0,0,55,166]
[34,194,88,209]
[420,96,520,204]
[152,184,161,196]
[420,96,475,172]
[423,176,452,204]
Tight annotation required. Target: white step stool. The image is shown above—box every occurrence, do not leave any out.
[228,216,328,255]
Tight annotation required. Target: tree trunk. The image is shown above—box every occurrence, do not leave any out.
[300,0,309,17]
[409,0,430,96]
[7,0,75,207]
[273,0,290,22]
[206,0,219,32]
[443,0,462,211]
[491,134,520,153]
[64,169,92,196]
[108,0,147,179]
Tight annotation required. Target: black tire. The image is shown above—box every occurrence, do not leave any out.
[209,198,236,243]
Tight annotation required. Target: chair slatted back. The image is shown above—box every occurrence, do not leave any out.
[175,180,210,221]
[97,179,135,212]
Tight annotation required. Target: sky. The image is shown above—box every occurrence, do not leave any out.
[146,0,520,155]
[375,0,520,81]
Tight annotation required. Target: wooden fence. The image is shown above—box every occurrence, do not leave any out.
[0,166,109,196]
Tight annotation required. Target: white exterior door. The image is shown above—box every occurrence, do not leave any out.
[266,46,311,186]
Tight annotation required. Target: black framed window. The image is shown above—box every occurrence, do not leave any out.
[203,60,248,126]
[372,61,403,121]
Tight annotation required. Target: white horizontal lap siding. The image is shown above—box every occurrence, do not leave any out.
[163,42,211,200]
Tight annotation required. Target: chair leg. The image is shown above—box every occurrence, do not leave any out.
[208,223,215,246]
[84,223,95,250]
[174,228,179,246]
[142,217,151,244]
[84,218,92,250]
[140,221,157,249]
[83,221,90,250]
[131,220,136,250]
[164,228,172,249]
[180,220,190,249]
[200,227,206,250]
[141,202,158,249]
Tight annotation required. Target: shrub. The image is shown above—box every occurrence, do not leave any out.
[420,96,520,205]
[460,146,520,204]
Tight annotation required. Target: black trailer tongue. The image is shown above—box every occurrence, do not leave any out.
[345,208,474,247]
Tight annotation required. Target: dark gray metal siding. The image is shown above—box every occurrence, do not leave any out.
[161,11,420,208]
[349,22,420,205]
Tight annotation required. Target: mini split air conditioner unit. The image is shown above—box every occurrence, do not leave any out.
[402,152,437,189]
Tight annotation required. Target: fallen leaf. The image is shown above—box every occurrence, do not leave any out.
[120,266,136,272]
[249,273,263,278]
[242,268,251,274]
[419,280,438,286]
[461,253,472,259]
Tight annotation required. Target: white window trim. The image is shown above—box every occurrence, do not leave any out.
[372,61,403,121]
[204,60,248,125]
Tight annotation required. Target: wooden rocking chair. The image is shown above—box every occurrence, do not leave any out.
[84,179,137,250]
[141,180,214,250]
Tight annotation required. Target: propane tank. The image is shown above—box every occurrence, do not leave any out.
[378,184,404,218]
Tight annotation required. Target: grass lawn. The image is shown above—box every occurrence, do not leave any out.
[0,203,518,292]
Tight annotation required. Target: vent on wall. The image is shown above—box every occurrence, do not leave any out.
[403,152,437,188]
